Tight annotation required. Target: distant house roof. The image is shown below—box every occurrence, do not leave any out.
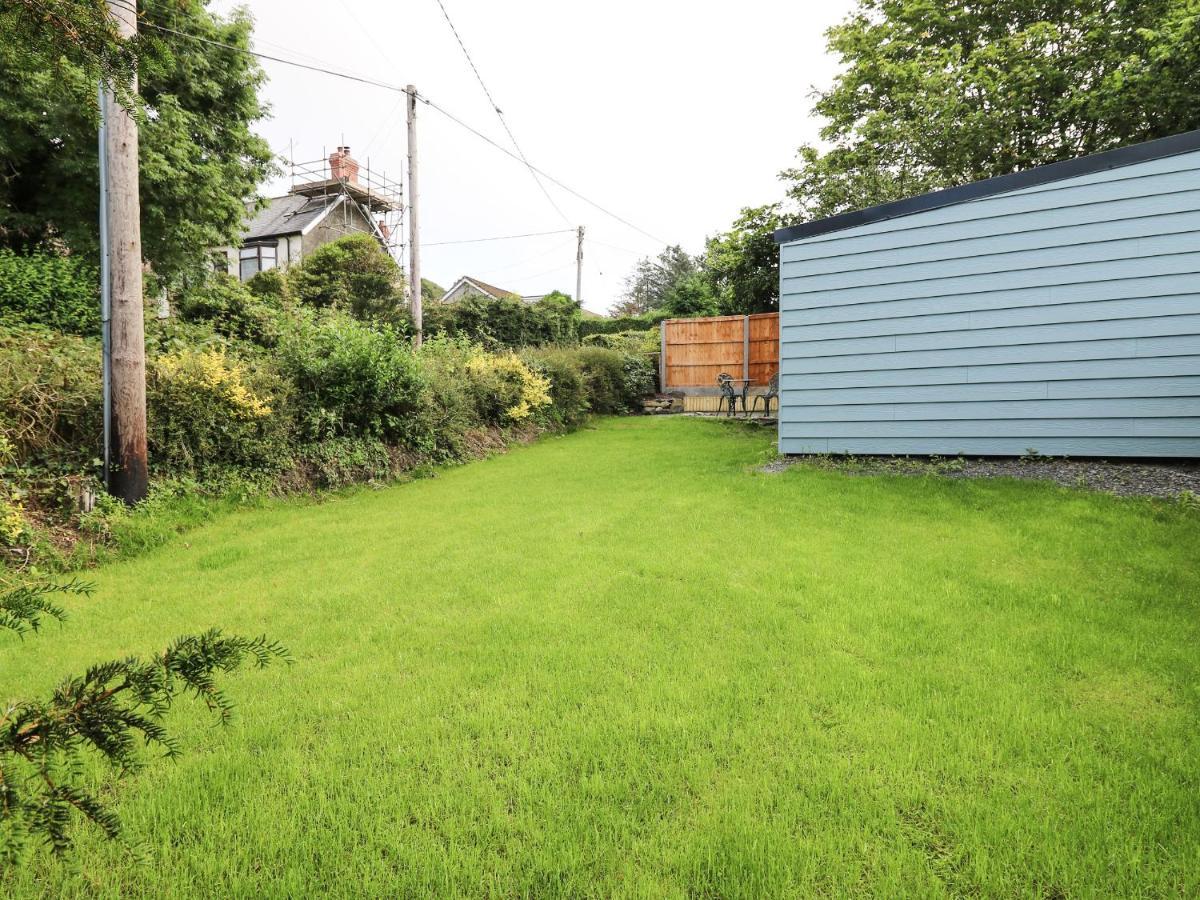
[440,276,522,302]
[441,278,607,317]
[242,194,342,242]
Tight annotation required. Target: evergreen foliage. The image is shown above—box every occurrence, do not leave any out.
[0,581,289,863]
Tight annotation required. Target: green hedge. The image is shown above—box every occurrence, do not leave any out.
[578,311,668,337]
[0,248,99,336]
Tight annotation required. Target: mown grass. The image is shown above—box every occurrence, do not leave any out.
[2,417,1198,897]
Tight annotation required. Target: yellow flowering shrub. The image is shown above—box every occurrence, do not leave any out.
[465,350,551,423]
[148,348,287,473]
[0,492,29,548]
[153,349,272,421]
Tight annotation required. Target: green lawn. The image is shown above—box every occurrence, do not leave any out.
[3,417,1198,897]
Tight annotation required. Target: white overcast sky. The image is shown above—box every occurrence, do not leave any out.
[209,0,856,313]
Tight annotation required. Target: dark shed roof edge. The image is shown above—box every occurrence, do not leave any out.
[773,129,1200,245]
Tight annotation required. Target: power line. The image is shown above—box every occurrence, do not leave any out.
[140,20,669,246]
[143,22,402,93]
[424,229,574,247]
[415,94,668,245]
[473,239,578,279]
[431,0,572,227]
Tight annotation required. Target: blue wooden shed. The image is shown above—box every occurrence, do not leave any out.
[773,130,1200,458]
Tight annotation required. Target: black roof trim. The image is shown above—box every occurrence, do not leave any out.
[773,129,1200,245]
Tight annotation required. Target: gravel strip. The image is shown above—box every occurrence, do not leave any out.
[760,454,1200,500]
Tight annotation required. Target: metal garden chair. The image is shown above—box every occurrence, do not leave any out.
[716,373,741,416]
[750,372,779,418]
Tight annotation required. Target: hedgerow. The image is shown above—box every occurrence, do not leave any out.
[0,235,657,570]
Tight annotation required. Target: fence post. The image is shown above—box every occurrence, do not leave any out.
[742,316,750,382]
[659,321,668,391]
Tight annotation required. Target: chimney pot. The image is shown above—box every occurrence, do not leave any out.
[329,145,359,185]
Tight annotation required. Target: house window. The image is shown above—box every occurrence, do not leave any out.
[238,243,277,281]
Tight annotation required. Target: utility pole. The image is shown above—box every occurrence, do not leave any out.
[575,225,585,308]
[97,83,112,491]
[102,0,148,504]
[406,85,422,346]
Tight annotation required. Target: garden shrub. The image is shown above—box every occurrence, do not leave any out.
[0,325,100,469]
[583,327,660,355]
[292,436,397,488]
[578,310,668,338]
[0,248,99,336]
[465,349,551,424]
[414,336,486,459]
[573,347,643,414]
[621,351,658,402]
[277,312,427,446]
[148,347,289,474]
[424,291,581,349]
[521,347,589,428]
[287,234,409,326]
[176,273,288,347]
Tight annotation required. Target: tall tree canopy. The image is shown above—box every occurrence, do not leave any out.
[704,0,1200,315]
[0,0,273,284]
[782,0,1200,219]
[612,245,700,317]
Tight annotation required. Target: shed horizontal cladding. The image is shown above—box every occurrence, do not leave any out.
[783,295,1198,342]
[782,314,1200,358]
[781,437,1199,456]
[779,418,1200,438]
[782,231,1199,296]
[782,253,1200,310]
[783,273,1200,326]
[784,356,1200,390]
[777,138,1200,458]
[782,375,1200,406]
[781,200,1200,275]
[781,335,1200,375]
[781,397,1199,422]
[790,148,1200,246]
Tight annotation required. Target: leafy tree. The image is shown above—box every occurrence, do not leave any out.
[782,0,1200,219]
[0,1,137,95]
[612,245,698,317]
[702,204,784,315]
[287,234,408,325]
[703,0,1200,315]
[660,272,719,318]
[529,290,583,344]
[0,0,274,284]
[421,278,445,304]
[0,581,289,863]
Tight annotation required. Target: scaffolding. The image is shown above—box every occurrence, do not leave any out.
[287,149,406,263]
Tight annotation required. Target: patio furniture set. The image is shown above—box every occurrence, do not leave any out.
[717,372,779,418]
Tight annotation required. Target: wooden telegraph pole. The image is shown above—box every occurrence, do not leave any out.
[102,0,148,503]
[406,85,422,346]
[575,225,585,308]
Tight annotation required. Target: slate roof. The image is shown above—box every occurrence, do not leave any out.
[243,194,341,242]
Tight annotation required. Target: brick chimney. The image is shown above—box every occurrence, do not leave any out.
[329,146,359,185]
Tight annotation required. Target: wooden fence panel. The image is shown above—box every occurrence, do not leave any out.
[662,313,779,389]
[747,313,779,385]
